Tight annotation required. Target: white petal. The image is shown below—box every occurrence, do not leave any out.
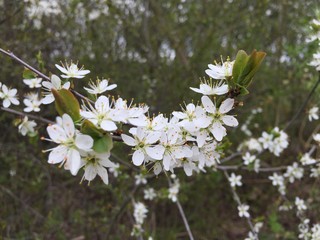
[3,99,10,108]
[163,154,172,171]
[132,149,145,166]
[62,114,75,138]
[221,115,238,127]
[47,125,67,143]
[196,131,207,147]
[210,122,226,141]
[84,165,97,181]
[145,132,161,144]
[146,145,165,160]
[219,98,234,114]
[48,145,68,164]
[68,149,81,175]
[97,166,109,184]
[101,120,117,131]
[55,64,69,74]
[183,163,193,176]
[153,162,162,175]
[201,96,216,113]
[75,134,93,150]
[121,134,137,146]
[193,117,211,128]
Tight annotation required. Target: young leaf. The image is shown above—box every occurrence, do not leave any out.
[232,50,249,83]
[81,120,104,138]
[93,134,113,153]
[52,88,81,122]
[238,50,266,87]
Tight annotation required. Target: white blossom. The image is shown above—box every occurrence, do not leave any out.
[84,79,117,95]
[308,106,319,121]
[201,96,238,141]
[80,151,116,185]
[23,78,42,88]
[135,174,147,185]
[18,116,37,136]
[133,202,148,225]
[55,62,90,79]
[205,59,234,79]
[144,188,157,200]
[190,79,228,96]
[45,114,94,175]
[295,197,307,212]
[284,162,304,183]
[41,74,70,104]
[0,84,19,108]
[228,173,242,187]
[238,204,250,218]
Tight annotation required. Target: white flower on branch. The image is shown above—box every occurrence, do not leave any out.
[23,78,42,88]
[84,79,117,95]
[300,153,317,166]
[122,127,164,166]
[42,74,70,104]
[295,197,307,212]
[81,96,119,131]
[23,94,42,112]
[190,79,228,96]
[80,151,116,185]
[0,84,19,108]
[242,152,257,165]
[133,202,148,226]
[228,172,242,187]
[201,96,238,141]
[308,106,319,121]
[18,116,37,136]
[284,162,304,183]
[135,174,147,185]
[238,204,250,218]
[205,59,234,80]
[144,188,157,200]
[45,114,93,175]
[259,127,289,156]
[168,179,180,202]
[269,173,284,187]
[159,129,193,171]
[55,62,90,79]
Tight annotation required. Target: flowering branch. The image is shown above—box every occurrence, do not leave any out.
[284,71,320,130]
[223,170,258,239]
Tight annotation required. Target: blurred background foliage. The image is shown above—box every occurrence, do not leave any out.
[0,0,320,239]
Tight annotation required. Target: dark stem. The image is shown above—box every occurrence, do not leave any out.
[1,107,54,124]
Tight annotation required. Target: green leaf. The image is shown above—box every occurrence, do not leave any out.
[52,89,81,122]
[238,50,266,87]
[81,120,104,138]
[232,50,249,83]
[23,68,37,79]
[93,134,113,153]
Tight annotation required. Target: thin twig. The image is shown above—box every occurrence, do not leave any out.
[284,72,320,130]
[1,106,54,124]
[223,170,258,240]
[0,48,94,104]
[0,48,50,81]
[176,199,194,240]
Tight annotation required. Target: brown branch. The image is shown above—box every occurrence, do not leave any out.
[1,106,54,124]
